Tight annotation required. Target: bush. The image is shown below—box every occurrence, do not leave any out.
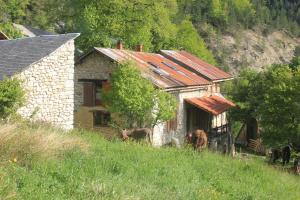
[0,78,24,118]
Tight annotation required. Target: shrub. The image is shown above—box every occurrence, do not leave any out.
[0,78,24,119]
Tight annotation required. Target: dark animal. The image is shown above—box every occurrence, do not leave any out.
[193,129,208,151]
[270,148,281,164]
[223,143,228,154]
[121,128,151,141]
[282,144,292,166]
[270,143,293,165]
[186,132,193,144]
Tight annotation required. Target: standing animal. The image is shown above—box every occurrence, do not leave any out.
[270,143,293,165]
[193,129,208,151]
[121,128,151,142]
[282,143,292,166]
[270,148,281,164]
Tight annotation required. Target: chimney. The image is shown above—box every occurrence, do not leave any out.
[136,44,143,52]
[116,40,123,50]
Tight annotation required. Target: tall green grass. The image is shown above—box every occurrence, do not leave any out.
[0,123,299,200]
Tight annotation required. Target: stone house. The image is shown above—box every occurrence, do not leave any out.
[75,42,235,146]
[0,33,79,129]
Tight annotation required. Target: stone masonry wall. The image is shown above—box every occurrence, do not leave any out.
[152,88,209,146]
[15,40,75,130]
[75,52,115,111]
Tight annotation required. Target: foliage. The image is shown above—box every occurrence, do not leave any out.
[0,78,24,119]
[0,0,30,22]
[174,20,216,65]
[152,90,178,128]
[0,22,22,39]
[103,61,177,129]
[2,0,299,66]
[63,0,176,51]
[179,0,300,36]
[257,65,300,146]
[1,123,300,199]
[224,69,259,123]
[226,65,300,146]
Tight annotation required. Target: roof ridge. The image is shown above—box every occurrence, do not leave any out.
[0,33,80,42]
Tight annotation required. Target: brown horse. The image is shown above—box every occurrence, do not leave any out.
[193,129,208,151]
[121,128,151,142]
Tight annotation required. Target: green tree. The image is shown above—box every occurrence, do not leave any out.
[103,61,177,131]
[174,20,216,65]
[0,78,24,119]
[257,65,300,145]
[227,66,300,146]
[63,0,177,52]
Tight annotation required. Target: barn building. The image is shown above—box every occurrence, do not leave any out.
[75,42,235,147]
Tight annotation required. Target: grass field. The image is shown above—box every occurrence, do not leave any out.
[0,123,300,200]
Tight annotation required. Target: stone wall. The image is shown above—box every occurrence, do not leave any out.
[152,88,210,146]
[75,51,115,111]
[15,40,75,130]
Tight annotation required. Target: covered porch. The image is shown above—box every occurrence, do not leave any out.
[185,95,235,151]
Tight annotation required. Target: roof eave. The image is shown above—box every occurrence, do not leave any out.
[212,77,234,83]
[164,84,210,92]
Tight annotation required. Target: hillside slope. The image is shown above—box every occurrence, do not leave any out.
[207,30,300,74]
[1,123,300,200]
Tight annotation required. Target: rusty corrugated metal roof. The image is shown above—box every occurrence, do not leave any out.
[160,50,232,81]
[185,95,235,115]
[95,48,211,89]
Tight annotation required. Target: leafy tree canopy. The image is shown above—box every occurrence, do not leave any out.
[226,65,300,146]
[103,61,177,130]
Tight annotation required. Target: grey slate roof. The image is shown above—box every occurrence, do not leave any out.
[0,33,80,80]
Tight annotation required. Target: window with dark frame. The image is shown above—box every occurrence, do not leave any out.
[80,79,108,107]
[93,111,111,127]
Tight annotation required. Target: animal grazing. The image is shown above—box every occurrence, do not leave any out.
[121,128,151,142]
[193,129,208,151]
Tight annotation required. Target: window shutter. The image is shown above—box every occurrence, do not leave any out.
[167,111,178,132]
[102,80,110,91]
[83,82,95,106]
[171,111,178,131]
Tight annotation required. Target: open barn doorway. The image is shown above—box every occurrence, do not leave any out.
[186,103,210,134]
